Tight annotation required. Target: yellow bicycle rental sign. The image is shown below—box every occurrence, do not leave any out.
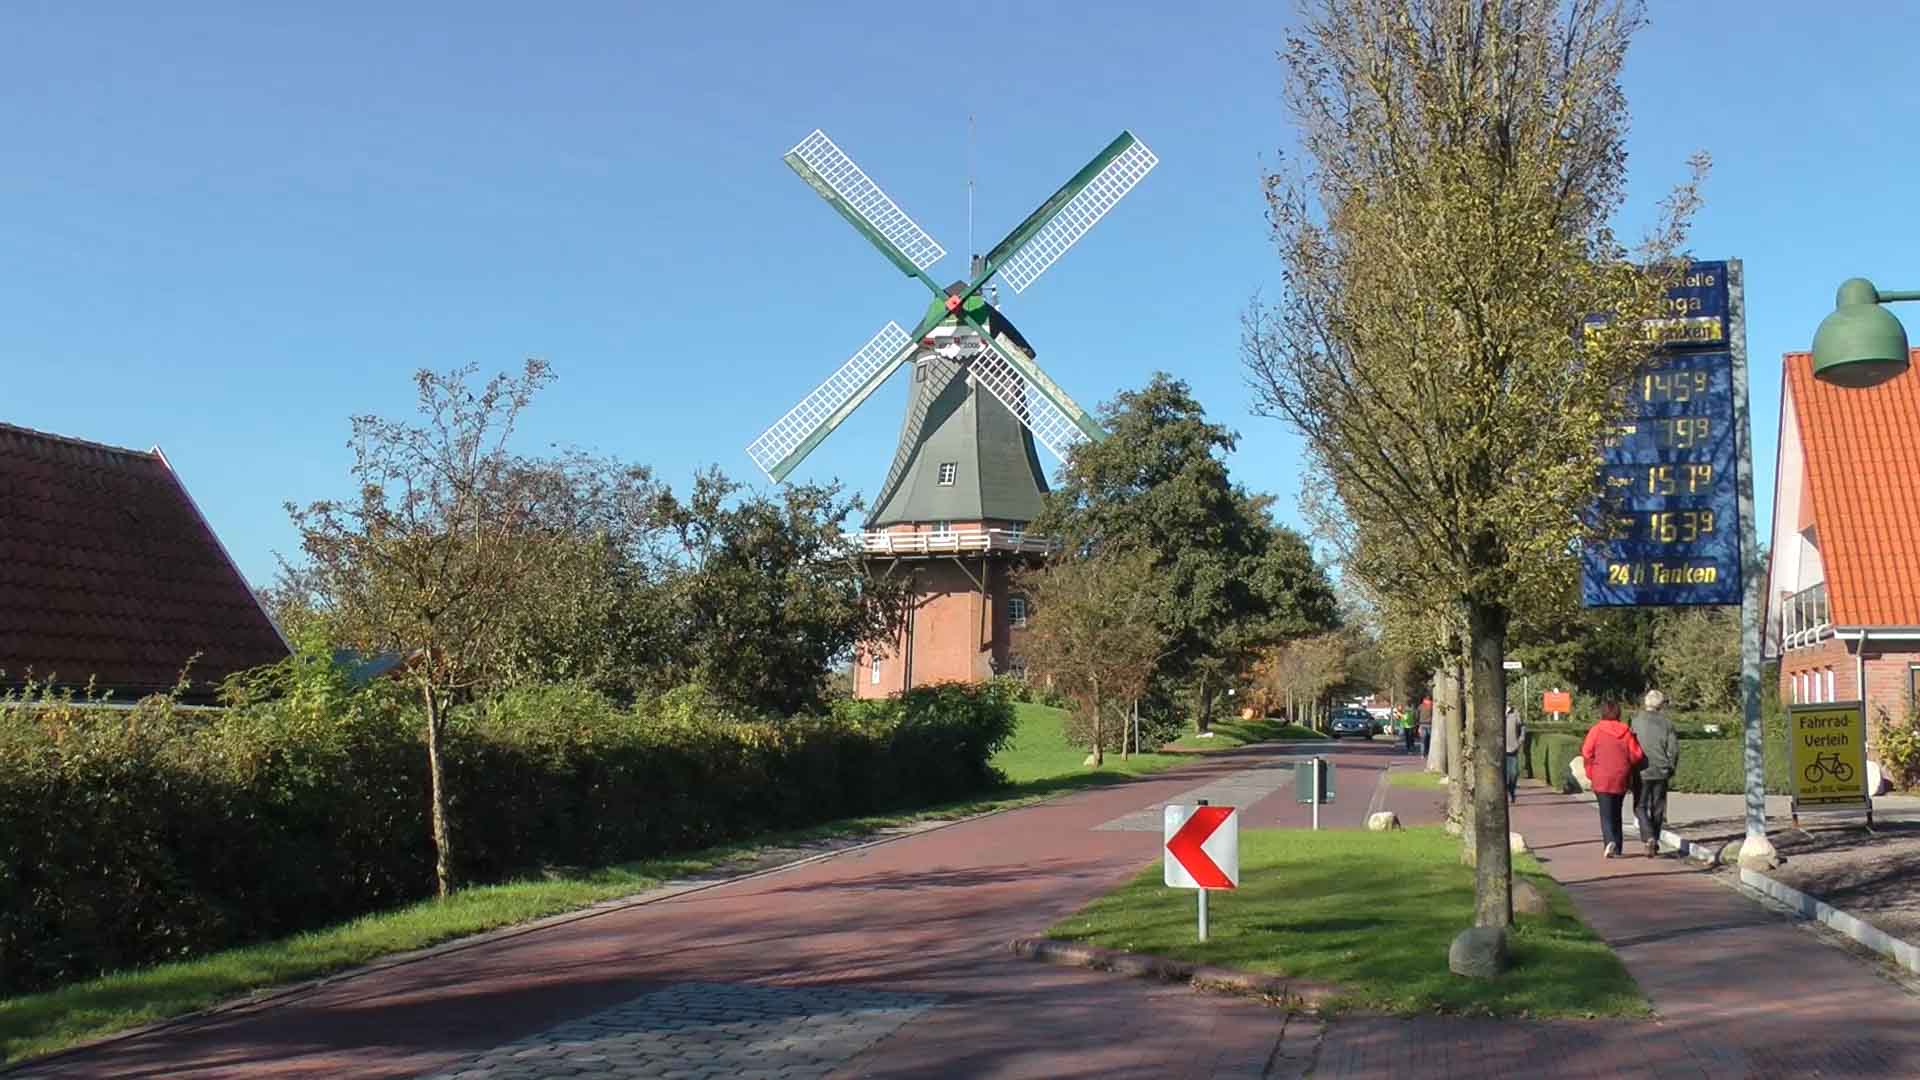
[1788,702,1868,809]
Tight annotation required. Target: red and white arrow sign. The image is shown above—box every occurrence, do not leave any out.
[1164,804,1238,890]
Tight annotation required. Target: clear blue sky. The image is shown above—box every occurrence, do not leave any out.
[6,3,1917,589]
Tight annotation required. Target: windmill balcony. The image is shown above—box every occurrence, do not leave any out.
[857,527,1059,558]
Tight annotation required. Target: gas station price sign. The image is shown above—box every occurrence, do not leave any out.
[1583,261,1743,606]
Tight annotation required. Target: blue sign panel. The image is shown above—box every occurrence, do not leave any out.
[1583,260,1743,607]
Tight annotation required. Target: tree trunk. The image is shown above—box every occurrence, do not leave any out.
[1466,598,1513,929]
[423,682,454,900]
[1090,679,1105,767]
[1457,645,1476,865]
[1196,671,1214,735]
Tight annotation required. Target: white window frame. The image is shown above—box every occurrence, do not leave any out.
[933,520,952,534]
[1009,595,1028,628]
[1825,668,1836,703]
[870,659,882,685]
[937,462,957,486]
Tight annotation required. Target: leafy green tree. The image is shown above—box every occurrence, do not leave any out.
[1037,374,1336,732]
[1651,607,1740,714]
[1016,548,1168,767]
[651,470,908,717]
[1243,0,1704,935]
[287,361,657,897]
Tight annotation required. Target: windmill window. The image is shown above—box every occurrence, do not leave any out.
[938,462,957,486]
[1009,596,1028,628]
[933,520,952,534]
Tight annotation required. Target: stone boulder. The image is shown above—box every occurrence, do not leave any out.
[1509,832,1528,855]
[1367,811,1402,832]
[1567,757,1592,793]
[1511,879,1550,917]
[1448,926,1509,978]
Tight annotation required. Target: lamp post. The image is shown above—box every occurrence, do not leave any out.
[1812,278,1915,388]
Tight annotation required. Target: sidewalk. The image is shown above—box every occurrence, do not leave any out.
[1316,781,1920,1078]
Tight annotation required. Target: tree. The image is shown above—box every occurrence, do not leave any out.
[287,361,659,897]
[1652,607,1740,714]
[1037,374,1335,733]
[1017,548,1169,767]
[651,470,908,717]
[1243,0,1704,936]
[1249,631,1351,727]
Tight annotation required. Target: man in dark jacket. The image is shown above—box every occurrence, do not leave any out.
[1631,689,1680,857]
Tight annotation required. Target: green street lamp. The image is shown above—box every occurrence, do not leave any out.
[1811,278,1918,387]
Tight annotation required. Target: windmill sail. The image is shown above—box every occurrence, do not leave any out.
[985,131,1158,294]
[968,337,1096,462]
[786,130,946,281]
[746,322,914,482]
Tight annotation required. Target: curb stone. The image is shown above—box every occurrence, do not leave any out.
[1739,868,1920,977]
[1007,938,1341,1011]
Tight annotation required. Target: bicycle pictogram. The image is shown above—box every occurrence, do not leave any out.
[1803,751,1855,785]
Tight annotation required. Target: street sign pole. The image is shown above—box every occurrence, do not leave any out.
[1730,259,1778,869]
[1196,800,1210,942]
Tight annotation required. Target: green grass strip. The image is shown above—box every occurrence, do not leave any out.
[1046,826,1648,1018]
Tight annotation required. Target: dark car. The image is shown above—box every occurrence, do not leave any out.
[1329,708,1374,739]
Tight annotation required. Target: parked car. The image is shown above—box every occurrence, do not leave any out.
[1329,708,1374,739]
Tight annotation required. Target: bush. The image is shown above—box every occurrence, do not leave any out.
[1523,714,1790,795]
[0,667,1017,995]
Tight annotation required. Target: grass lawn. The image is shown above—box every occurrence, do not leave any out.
[1387,769,1447,790]
[1163,715,1325,751]
[1047,826,1647,1018]
[4,701,1296,1064]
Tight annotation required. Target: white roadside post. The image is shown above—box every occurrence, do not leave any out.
[1164,800,1239,943]
[1312,761,1321,831]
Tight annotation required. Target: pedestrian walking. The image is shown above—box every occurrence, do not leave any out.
[1631,689,1680,857]
[1504,705,1525,802]
[1418,698,1433,758]
[1400,706,1417,753]
[1581,701,1645,858]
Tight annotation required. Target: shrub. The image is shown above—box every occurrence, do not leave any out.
[0,668,1016,995]
[1873,708,1920,790]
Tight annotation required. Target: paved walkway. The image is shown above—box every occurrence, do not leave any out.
[14,740,1417,1080]
[1317,781,1920,1078]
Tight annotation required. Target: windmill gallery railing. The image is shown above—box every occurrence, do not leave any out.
[857,528,1059,557]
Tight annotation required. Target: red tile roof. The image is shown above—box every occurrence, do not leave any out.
[1785,349,1920,627]
[0,423,288,702]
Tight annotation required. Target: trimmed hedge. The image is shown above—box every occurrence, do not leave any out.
[0,670,1016,994]
[1523,719,1789,795]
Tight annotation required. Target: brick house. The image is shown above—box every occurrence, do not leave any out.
[1766,348,1920,741]
[0,423,288,704]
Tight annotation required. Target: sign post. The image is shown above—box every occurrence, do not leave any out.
[1164,800,1238,942]
[1787,702,1871,828]
[1542,689,1571,719]
[1583,259,1774,864]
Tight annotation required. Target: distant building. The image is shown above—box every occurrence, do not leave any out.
[1766,348,1920,737]
[0,423,288,704]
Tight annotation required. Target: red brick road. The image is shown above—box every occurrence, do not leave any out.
[15,739,1415,1080]
[1315,784,1920,1078]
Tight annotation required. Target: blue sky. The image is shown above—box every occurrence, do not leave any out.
[5,3,1918,589]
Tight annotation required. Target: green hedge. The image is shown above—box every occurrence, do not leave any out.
[1523,720,1789,794]
[0,669,1016,994]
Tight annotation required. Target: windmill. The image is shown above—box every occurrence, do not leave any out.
[746,127,1158,696]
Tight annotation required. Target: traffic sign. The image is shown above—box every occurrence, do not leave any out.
[1789,702,1869,811]
[1543,690,1572,716]
[1164,804,1238,890]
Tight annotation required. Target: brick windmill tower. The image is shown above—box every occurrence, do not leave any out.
[746,128,1157,698]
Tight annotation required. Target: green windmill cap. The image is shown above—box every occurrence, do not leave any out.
[1813,278,1911,388]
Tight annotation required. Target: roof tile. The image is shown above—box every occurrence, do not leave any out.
[1786,349,1920,627]
[0,422,287,701]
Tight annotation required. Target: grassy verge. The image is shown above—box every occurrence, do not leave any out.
[1163,715,1326,751]
[1046,826,1647,1018]
[3,701,1293,1063]
[1386,769,1446,790]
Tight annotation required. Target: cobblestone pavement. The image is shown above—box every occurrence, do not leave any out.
[420,983,938,1080]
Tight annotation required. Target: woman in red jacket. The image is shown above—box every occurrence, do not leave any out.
[1581,701,1646,858]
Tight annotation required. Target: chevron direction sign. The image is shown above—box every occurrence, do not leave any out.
[1163,804,1239,890]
